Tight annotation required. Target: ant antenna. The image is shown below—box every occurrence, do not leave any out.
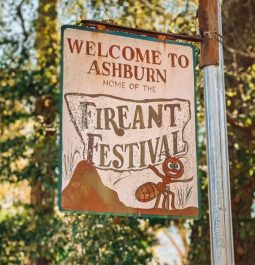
[181,156,188,164]
[174,143,189,159]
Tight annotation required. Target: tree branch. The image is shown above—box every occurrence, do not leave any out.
[163,228,186,263]
[224,44,255,59]
[226,111,255,137]
[16,0,29,42]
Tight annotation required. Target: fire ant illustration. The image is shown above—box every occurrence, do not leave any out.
[135,154,193,210]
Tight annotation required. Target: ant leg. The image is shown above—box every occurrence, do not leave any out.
[154,193,161,209]
[162,192,170,210]
[169,191,176,210]
[162,193,167,210]
[166,191,170,210]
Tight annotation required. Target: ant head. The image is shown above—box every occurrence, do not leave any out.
[162,156,184,179]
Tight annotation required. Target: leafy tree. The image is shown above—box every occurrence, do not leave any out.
[188,1,255,264]
[0,0,154,264]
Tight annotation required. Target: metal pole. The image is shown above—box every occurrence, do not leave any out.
[203,1,235,264]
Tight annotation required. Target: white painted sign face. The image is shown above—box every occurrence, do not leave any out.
[60,25,199,217]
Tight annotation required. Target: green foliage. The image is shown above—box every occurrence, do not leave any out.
[0,1,160,264]
[0,211,154,264]
[60,215,154,265]
[188,1,255,265]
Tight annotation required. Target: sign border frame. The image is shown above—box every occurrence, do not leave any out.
[58,24,201,219]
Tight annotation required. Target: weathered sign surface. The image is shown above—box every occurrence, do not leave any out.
[60,25,199,217]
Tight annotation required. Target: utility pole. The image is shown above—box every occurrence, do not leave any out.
[198,0,235,264]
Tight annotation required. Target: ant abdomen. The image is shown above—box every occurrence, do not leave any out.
[135,182,160,202]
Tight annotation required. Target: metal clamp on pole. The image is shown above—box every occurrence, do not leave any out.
[198,0,235,264]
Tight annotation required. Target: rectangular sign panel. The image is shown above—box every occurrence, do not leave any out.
[60,25,199,217]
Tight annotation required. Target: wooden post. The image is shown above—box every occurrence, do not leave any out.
[198,0,219,66]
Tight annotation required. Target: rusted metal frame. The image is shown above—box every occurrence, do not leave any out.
[81,19,203,43]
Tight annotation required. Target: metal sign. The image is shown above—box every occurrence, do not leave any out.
[59,25,199,217]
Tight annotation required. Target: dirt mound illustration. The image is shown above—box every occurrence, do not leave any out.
[61,160,198,217]
[62,160,134,213]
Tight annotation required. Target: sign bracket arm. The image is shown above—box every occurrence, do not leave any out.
[80,19,203,43]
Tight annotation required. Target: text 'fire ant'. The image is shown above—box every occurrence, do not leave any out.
[135,155,193,210]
